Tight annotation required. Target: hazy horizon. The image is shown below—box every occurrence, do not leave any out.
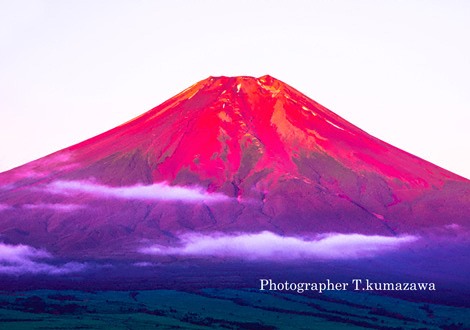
[1,1,469,178]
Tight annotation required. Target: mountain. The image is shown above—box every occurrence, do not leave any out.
[0,75,469,259]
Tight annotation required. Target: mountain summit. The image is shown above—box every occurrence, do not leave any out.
[0,75,469,258]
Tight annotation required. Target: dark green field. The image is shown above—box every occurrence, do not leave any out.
[0,288,468,329]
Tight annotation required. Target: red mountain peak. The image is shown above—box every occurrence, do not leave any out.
[1,75,469,257]
[2,75,467,190]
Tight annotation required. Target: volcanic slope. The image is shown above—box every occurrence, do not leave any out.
[0,75,468,258]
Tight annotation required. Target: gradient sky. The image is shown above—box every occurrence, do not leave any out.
[1,1,469,179]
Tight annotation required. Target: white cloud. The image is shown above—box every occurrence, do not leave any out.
[0,242,87,275]
[140,231,418,260]
[0,204,10,211]
[46,180,229,202]
[444,223,461,230]
[22,203,83,212]
[132,262,156,267]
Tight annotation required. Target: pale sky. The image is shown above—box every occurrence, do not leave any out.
[1,0,469,179]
